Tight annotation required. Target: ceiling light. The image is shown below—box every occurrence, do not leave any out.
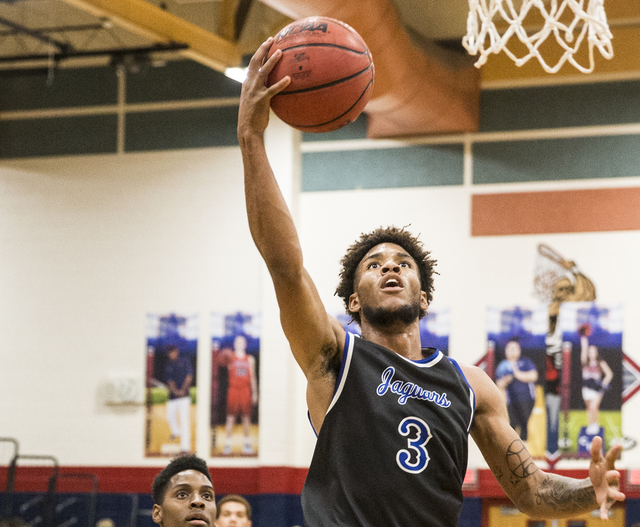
[224,66,248,83]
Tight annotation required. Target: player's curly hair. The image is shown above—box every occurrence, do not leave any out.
[152,454,212,504]
[335,226,437,325]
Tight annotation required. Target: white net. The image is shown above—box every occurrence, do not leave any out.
[533,243,567,302]
[533,252,566,302]
[463,0,614,73]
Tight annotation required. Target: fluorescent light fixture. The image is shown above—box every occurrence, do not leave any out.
[225,66,248,83]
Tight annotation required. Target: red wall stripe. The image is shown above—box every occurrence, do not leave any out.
[0,466,308,495]
[1,466,635,498]
[472,187,640,236]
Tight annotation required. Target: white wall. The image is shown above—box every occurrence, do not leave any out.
[0,148,267,465]
[2,133,640,471]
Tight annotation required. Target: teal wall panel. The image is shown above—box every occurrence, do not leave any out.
[0,68,118,111]
[480,80,640,132]
[473,135,640,184]
[126,60,242,103]
[125,106,239,151]
[302,144,463,191]
[302,114,368,142]
[0,115,118,158]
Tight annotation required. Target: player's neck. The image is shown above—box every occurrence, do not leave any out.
[360,320,423,360]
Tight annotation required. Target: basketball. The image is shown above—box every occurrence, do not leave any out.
[266,16,374,133]
[495,361,514,379]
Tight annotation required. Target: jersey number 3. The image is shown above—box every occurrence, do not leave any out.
[396,416,431,474]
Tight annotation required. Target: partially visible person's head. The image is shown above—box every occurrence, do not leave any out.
[505,338,522,361]
[336,226,437,325]
[588,344,600,361]
[215,494,252,527]
[152,454,216,527]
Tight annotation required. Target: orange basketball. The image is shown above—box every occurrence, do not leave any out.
[266,16,374,133]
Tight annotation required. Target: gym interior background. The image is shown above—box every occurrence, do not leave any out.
[1,0,640,526]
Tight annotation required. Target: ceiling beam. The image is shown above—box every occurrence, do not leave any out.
[61,0,242,72]
[218,0,240,42]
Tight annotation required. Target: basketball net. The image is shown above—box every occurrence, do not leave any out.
[463,0,614,73]
[533,243,567,302]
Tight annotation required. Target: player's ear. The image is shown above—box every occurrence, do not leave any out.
[348,292,360,314]
[152,504,163,526]
[420,291,428,311]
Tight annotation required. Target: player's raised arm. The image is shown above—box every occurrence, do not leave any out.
[462,364,624,520]
[237,39,344,389]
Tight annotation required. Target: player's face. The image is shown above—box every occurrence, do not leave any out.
[350,242,427,327]
[152,470,216,527]
[215,502,251,527]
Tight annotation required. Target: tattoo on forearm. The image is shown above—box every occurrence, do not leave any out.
[506,440,538,487]
[535,476,595,511]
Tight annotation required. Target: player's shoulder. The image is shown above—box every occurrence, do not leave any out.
[458,362,497,393]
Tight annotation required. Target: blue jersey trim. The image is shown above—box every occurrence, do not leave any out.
[307,410,318,438]
[335,331,354,394]
[414,347,440,364]
[448,357,476,433]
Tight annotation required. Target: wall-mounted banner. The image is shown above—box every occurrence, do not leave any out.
[486,305,548,459]
[145,313,198,457]
[556,302,623,459]
[335,308,450,355]
[210,312,260,457]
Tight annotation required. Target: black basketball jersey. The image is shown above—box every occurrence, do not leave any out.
[302,332,475,527]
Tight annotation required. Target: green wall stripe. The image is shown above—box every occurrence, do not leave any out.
[480,80,640,132]
[125,106,239,151]
[473,135,640,184]
[302,144,463,191]
[126,60,242,103]
[0,115,118,158]
[0,68,118,111]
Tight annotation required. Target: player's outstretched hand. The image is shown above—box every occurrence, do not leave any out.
[238,38,291,137]
[589,436,625,519]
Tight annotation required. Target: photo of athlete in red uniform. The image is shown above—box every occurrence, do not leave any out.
[222,334,258,455]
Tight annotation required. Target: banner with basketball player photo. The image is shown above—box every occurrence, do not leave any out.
[554,301,623,459]
[486,305,548,459]
[335,308,450,355]
[145,312,198,457]
[210,311,260,457]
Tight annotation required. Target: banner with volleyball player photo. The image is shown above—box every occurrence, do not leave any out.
[210,311,260,457]
[485,305,548,460]
[554,302,623,459]
[335,307,451,355]
[145,313,198,457]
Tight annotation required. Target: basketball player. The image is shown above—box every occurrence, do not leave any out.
[151,454,216,527]
[238,38,624,525]
[215,494,252,527]
[165,345,194,454]
[222,335,258,455]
